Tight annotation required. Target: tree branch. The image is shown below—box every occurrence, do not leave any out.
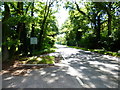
[75,2,86,16]
[9,3,17,12]
[26,2,31,14]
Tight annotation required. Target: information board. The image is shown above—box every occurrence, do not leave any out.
[30,37,37,44]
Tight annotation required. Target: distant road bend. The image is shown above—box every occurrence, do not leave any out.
[2,44,119,88]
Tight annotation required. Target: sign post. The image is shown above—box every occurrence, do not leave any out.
[30,37,38,55]
[30,37,37,45]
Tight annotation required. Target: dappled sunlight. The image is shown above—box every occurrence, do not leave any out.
[67,66,80,77]
[103,55,119,60]
[21,78,27,83]
[8,84,16,88]
[55,45,80,58]
[80,66,88,70]
[2,0,120,88]
[2,45,119,88]
[99,66,117,75]
[87,82,96,88]
[2,66,82,88]
[45,77,59,84]
[29,56,37,60]
[55,45,119,88]
[39,70,46,76]
[88,60,118,70]
[4,76,14,81]
[50,73,56,77]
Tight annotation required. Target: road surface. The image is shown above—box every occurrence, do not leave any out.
[2,45,119,88]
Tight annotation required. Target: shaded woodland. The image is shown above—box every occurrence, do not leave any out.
[1,1,120,63]
[1,1,58,62]
[58,1,120,56]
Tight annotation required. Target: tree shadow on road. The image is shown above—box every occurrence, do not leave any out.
[2,46,119,88]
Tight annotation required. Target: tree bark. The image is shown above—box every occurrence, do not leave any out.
[17,2,26,55]
[2,2,10,62]
[97,14,101,42]
[108,12,112,36]
[31,2,35,37]
[38,0,52,49]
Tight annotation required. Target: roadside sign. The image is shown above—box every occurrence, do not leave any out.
[30,37,37,44]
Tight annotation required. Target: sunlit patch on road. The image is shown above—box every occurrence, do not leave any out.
[2,45,119,88]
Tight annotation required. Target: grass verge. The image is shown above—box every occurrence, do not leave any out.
[32,48,56,56]
[19,56,55,64]
[68,46,120,57]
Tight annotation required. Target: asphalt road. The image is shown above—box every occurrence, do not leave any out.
[2,44,119,88]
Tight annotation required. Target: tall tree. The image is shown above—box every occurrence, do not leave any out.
[38,0,55,49]
[31,2,35,37]
[2,2,10,61]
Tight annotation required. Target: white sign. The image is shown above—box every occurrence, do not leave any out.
[30,37,37,44]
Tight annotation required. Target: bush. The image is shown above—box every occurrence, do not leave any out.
[79,34,97,49]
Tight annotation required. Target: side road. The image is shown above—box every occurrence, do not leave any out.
[2,45,119,88]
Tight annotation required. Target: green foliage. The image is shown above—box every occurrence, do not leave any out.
[32,48,55,55]
[2,1,59,61]
[2,39,20,47]
[2,1,120,62]
[26,58,37,64]
[25,56,55,64]
[60,1,120,53]
[42,36,55,49]
[68,46,120,57]
[79,34,97,48]
[37,56,55,64]
[19,57,28,61]
[56,34,66,45]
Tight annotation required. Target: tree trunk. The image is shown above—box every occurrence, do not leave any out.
[97,15,101,42]
[107,2,112,50]
[20,23,28,56]
[2,2,10,62]
[108,2,112,36]
[17,2,24,54]
[38,4,50,49]
[108,14,112,36]
[30,2,35,56]
[38,0,55,50]
[31,2,35,37]
[38,17,47,49]
[96,14,101,48]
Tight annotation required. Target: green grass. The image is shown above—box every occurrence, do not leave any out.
[21,56,55,64]
[32,48,56,56]
[37,56,55,64]
[26,58,38,64]
[68,46,120,57]
[18,47,56,64]
[19,57,28,61]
